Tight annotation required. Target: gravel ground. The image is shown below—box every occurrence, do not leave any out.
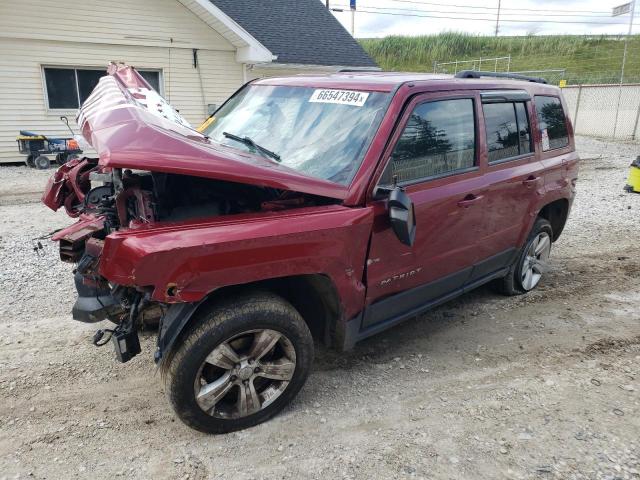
[0,136,639,480]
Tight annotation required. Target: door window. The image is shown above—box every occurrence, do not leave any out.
[483,102,531,163]
[380,98,476,185]
[534,96,569,151]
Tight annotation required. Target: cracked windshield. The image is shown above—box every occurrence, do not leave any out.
[203,85,389,185]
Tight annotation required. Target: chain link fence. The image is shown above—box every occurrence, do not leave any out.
[563,84,640,139]
[431,37,640,140]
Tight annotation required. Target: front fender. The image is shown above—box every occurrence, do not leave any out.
[99,205,374,321]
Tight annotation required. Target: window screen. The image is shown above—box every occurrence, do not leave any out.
[534,96,569,151]
[44,67,162,109]
[381,98,476,184]
[483,102,531,163]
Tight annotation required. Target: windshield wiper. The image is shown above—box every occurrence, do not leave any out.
[222,132,281,162]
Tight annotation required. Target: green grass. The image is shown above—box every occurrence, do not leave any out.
[360,33,640,85]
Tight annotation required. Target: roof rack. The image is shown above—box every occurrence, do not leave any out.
[337,68,381,73]
[454,70,548,84]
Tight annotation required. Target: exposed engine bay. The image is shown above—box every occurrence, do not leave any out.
[43,156,336,362]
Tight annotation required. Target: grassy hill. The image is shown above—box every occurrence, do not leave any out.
[360,33,640,85]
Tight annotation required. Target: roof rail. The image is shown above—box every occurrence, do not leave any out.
[455,70,548,84]
[337,68,382,73]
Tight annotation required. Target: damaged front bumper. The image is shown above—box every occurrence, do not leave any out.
[71,271,122,323]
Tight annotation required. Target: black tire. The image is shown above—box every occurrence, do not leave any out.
[34,155,50,170]
[165,291,314,434]
[55,153,67,165]
[492,217,553,296]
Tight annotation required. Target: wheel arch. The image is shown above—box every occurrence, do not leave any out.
[537,198,570,241]
[157,274,343,367]
[205,274,342,345]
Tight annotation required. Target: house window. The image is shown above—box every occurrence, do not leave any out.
[43,67,162,109]
[483,102,532,163]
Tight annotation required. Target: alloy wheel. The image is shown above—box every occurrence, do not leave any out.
[521,231,551,291]
[194,329,296,419]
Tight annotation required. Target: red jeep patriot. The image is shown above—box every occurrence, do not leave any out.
[43,64,578,433]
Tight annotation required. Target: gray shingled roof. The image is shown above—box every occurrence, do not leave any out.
[210,0,378,68]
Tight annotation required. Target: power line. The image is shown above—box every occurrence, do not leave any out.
[334,8,636,25]
[361,0,616,15]
[332,3,631,19]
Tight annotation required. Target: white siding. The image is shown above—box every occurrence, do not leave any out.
[0,0,232,51]
[0,0,244,163]
[247,66,341,81]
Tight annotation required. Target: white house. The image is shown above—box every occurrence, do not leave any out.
[0,0,378,163]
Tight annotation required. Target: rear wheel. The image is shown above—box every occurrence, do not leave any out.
[34,155,50,170]
[165,291,314,434]
[492,218,553,295]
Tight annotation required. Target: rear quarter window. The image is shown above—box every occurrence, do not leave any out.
[534,96,569,151]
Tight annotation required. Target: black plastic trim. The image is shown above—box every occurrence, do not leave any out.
[71,271,120,323]
[362,267,472,328]
[354,248,518,344]
[354,266,509,345]
[481,90,531,103]
[488,153,534,166]
[154,301,202,364]
[456,70,548,84]
[468,248,517,282]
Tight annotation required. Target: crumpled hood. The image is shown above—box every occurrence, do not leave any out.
[76,63,347,200]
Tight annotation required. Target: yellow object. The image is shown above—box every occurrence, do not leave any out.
[197,115,215,133]
[627,165,640,193]
[16,135,46,140]
[559,79,567,88]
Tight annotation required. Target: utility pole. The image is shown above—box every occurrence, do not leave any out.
[612,0,635,138]
[495,0,501,36]
[325,0,329,8]
[350,0,356,36]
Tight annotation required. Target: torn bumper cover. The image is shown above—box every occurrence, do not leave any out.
[71,271,121,323]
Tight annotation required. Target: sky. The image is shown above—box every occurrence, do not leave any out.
[326,0,638,37]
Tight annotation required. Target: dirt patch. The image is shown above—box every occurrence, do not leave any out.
[584,335,640,356]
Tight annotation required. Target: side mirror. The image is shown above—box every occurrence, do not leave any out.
[388,186,416,246]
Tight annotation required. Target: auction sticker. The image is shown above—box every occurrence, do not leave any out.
[309,89,369,107]
[541,128,550,151]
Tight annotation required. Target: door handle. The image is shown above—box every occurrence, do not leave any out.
[522,176,540,187]
[457,194,483,208]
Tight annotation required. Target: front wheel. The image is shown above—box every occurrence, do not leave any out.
[165,291,314,434]
[492,218,553,295]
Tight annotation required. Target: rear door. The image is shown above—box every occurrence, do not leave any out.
[363,92,486,328]
[471,91,545,277]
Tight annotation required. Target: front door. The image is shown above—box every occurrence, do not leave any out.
[363,92,486,329]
